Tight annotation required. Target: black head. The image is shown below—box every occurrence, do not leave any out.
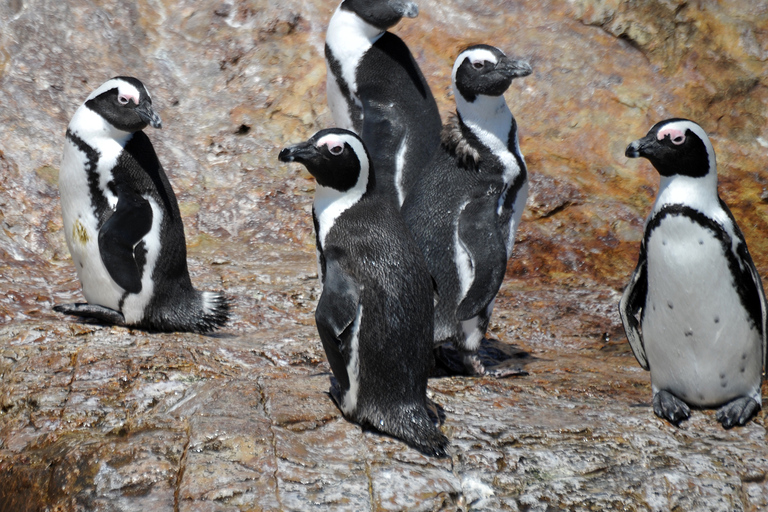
[278,128,372,193]
[453,44,532,103]
[625,118,713,178]
[340,0,418,30]
[83,76,162,132]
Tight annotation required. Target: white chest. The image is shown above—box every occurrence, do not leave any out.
[642,215,762,406]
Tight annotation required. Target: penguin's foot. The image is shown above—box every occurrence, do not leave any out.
[391,405,450,458]
[653,390,690,426]
[426,397,446,427]
[716,397,760,429]
[53,303,126,326]
[432,339,531,378]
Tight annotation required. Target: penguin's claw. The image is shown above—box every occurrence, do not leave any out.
[716,397,760,429]
[653,390,690,426]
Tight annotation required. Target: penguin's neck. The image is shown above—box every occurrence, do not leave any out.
[326,5,385,89]
[313,165,370,249]
[69,104,134,148]
[455,91,513,154]
[653,171,723,222]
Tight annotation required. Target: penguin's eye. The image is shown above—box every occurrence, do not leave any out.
[328,143,344,156]
[671,134,685,145]
[117,95,130,105]
[472,60,484,70]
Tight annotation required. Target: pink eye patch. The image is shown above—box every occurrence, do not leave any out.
[658,126,686,145]
[318,136,345,155]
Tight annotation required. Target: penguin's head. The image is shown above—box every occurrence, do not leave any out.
[83,76,162,133]
[278,128,373,193]
[453,44,532,103]
[625,118,715,178]
[340,0,418,30]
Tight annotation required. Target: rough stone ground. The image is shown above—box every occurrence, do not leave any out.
[1,0,768,510]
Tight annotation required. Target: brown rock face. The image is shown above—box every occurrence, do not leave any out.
[1,0,768,510]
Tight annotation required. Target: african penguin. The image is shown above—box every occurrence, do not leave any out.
[401,45,532,376]
[278,128,448,457]
[620,118,766,428]
[325,0,442,206]
[55,76,230,333]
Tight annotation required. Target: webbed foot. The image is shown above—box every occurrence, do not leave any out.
[716,396,760,429]
[653,390,690,426]
[53,303,126,326]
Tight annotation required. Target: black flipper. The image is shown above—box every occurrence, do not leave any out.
[619,245,649,370]
[98,185,153,294]
[455,196,508,321]
[315,255,361,394]
[53,303,126,325]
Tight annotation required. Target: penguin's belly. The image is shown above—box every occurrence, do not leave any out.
[643,215,762,407]
[59,145,123,310]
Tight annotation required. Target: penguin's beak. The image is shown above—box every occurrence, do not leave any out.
[390,0,418,18]
[626,134,655,159]
[136,99,162,129]
[496,57,533,79]
[278,141,319,167]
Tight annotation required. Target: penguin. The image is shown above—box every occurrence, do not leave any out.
[325,0,442,206]
[620,118,766,428]
[55,76,230,333]
[278,128,448,457]
[401,45,532,376]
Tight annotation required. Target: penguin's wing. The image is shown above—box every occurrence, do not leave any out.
[314,254,361,392]
[619,246,649,370]
[98,184,153,294]
[719,199,768,372]
[455,195,508,321]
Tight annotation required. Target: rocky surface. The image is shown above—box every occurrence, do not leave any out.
[1,0,768,510]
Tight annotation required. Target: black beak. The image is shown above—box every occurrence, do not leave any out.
[625,134,655,158]
[496,57,532,79]
[390,0,418,18]
[136,99,162,129]
[278,141,318,166]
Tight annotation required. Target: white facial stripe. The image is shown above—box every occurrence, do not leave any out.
[313,133,370,248]
[86,79,142,104]
[452,48,500,81]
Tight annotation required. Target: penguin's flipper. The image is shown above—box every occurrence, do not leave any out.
[455,196,508,321]
[53,303,126,325]
[719,199,767,372]
[359,98,404,198]
[98,187,153,294]
[619,246,649,370]
[315,255,361,393]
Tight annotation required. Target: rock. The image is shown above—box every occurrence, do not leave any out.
[1,0,768,510]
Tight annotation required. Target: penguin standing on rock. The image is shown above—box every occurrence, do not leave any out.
[278,128,448,457]
[401,45,532,376]
[620,118,766,428]
[325,0,442,206]
[56,77,230,333]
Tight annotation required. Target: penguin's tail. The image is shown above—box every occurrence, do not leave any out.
[195,291,231,333]
[384,404,450,458]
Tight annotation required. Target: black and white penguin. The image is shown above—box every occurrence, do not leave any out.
[278,128,448,457]
[325,0,441,206]
[55,76,230,333]
[401,45,532,376]
[620,118,766,428]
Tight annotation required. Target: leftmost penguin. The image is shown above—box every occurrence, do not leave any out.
[56,77,230,333]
